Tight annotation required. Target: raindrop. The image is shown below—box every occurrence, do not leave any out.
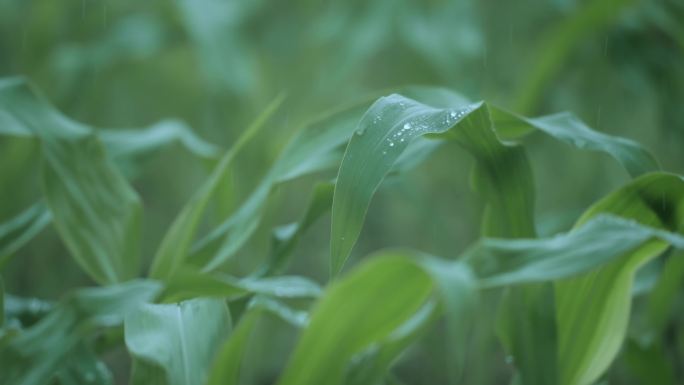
[389,142,395,147]
[403,122,412,130]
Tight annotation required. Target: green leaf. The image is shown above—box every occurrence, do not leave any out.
[344,300,439,385]
[55,343,114,385]
[466,215,684,288]
[647,250,684,338]
[0,280,162,385]
[100,119,220,161]
[189,101,369,271]
[206,296,308,385]
[0,77,142,284]
[496,283,558,385]
[162,266,321,302]
[555,173,684,385]
[0,203,51,269]
[0,275,4,328]
[258,182,335,276]
[149,94,285,280]
[277,254,435,385]
[490,107,660,177]
[124,298,231,385]
[331,93,534,276]
[623,338,676,385]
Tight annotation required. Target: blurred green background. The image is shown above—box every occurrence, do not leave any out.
[1,0,683,384]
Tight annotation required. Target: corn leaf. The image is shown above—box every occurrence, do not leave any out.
[162,266,321,302]
[556,173,684,385]
[0,280,161,385]
[124,298,231,385]
[0,78,142,284]
[0,203,51,268]
[206,296,308,385]
[149,95,285,279]
[276,254,435,385]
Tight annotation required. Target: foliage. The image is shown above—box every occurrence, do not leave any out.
[1,1,683,385]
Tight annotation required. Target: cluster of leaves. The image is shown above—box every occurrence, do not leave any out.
[1,74,683,385]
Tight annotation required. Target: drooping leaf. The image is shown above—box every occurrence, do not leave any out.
[330,93,535,276]
[124,298,231,385]
[465,214,684,288]
[0,77,219,162]
[100,119,220,161]
[162,266,321,303]
[490,107,659,178]
[0,77,142,284]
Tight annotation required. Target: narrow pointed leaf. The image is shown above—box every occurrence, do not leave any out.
[149,95,285,279]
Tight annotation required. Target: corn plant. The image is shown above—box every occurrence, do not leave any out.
[0,76,682,385]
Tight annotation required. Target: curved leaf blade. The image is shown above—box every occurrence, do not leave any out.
[276,254,434,385]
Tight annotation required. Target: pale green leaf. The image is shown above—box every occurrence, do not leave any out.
[556,173,684,385]
[277,254,434,385]
[125,298,231,385]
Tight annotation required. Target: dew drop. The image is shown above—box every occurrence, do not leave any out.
[403,122,412,130]
[389,142,394,147]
